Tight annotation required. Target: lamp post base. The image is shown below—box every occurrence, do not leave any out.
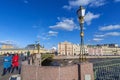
[78,62,94,80]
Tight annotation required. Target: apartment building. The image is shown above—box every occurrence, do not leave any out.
[58,41,120,56]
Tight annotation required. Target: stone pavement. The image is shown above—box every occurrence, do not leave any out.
[0,65,21,80]
[0,56,21,80]
[0,55,24,80]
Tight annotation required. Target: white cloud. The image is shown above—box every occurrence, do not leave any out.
[63,0,90,9]
[93,24,120,42]
[37,31,58,41]
[94,32,120,38]
[63,5,72,10]
[99,25,120,31]
[49,18,78,31]
[89,0,106,7]
[24,0,29,4]
[105,32,120,36]
[42,37,50,40]
[93,38,103,42]
[37,35,50,40]
[85,12,100,25]
[94,34,105,37]
[0,40,17,45]
[114,0,120,2]
[63,0,106,9]
[48,31,58,36]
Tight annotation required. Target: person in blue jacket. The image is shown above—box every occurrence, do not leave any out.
[2,53,12,76]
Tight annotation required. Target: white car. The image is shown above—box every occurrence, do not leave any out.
[9,74,21,80]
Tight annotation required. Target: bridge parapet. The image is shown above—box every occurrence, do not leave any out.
[21,61,94,80]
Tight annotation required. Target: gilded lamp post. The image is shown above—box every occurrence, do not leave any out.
[35,41,41,66]
[77,6,86,62]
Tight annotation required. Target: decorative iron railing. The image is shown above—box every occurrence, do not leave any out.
[93,59,120,80]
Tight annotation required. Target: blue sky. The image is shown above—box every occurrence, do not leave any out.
[0,0,120,49]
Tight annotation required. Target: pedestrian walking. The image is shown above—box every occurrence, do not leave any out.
[27,51,30,59]
[2,53,12,76]
[11,53,19,73]
[24,52,27,60]
[18,53,24,74]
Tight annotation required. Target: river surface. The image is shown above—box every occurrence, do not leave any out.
[50,58,120,66]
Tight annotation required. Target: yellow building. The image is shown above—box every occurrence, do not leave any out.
[102,46,120,55]
[1,44,14,49]
[0,44,49,55]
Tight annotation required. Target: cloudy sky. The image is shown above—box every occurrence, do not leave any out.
[0,0,120,49]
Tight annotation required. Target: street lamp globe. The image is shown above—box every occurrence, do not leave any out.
[77,6,85,17]
[77,6,85,23]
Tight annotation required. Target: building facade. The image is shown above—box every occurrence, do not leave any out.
[0,44,49,55]
[58,41,120,56]
[73,44,88,55]
[58,41,73,56]
[87,45,103,56]
[1,44,14,49]
[58,41,88,56]
[101,46,120,55]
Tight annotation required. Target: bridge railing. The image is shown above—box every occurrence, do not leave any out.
[93,59,120,80]
[28,53,54,65]
[41,53,54,62]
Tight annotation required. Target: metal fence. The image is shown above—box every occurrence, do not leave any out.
[93,59,120,80]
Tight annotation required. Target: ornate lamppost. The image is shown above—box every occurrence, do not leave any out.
[35,41,41,66]
[77,6,86,62]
